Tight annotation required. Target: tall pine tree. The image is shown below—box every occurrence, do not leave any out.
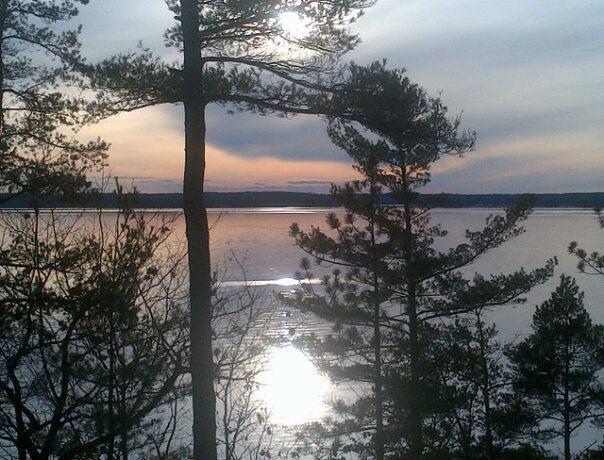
[88,2,375,458]
[291,61,555,459]
[421,310,512,459]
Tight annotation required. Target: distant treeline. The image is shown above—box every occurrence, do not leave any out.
[2,191,604,209]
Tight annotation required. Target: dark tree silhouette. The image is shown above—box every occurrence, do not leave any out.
[0,0,107,202]
[290,61,555,459]
[87,2,375,459]
[422,311,512,459]
[0,202,188,460]
[507,275,604,460]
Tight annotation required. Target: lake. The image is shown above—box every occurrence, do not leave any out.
[202,207,604,334]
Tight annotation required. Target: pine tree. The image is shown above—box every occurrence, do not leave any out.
[290,150,394,460]
[87,2,375,458]
[0,0,107,201]
[507,275,604,460]
[290,61,555,459]
[423,311,511,459]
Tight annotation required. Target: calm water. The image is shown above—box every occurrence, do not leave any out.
[203,207,604,337]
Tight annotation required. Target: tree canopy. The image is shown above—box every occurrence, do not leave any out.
[290,61,556,459]
[89,0,376,116]
[507,275,604,460]
[0,0,107,201]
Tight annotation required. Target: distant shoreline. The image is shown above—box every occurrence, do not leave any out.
[2,191,604,209]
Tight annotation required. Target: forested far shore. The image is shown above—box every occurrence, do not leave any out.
[2,191,604,209]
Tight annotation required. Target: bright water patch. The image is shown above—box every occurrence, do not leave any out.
[259,344,331,426]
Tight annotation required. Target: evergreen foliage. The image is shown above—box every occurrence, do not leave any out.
[88,0,375,116]
[0,0,107,201]
[86,2,377,459]
[415,312,509,459]
[507,275,604,460]
[569,208,604,277]
[290,61,555,459]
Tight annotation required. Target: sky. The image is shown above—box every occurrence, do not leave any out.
[76,0,604,194]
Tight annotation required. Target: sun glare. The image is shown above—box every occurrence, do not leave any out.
[279,12,310,40]
[259,345,331,425]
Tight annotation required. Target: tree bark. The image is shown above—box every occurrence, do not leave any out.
[402,173,423,457]
[476,311,495,460]
[369,183,384,460]
[373,301,384,460]
[406,280,422,457]
[180,1,217,460]
[563,341,571,460]
[564,421,571,460]
[0,0,10,138]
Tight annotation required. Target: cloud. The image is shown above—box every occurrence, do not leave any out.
[206,108,346,161]
[72,0,604,193]
[287,180,334,185]
[428,138,604,194]
[77,0,176,60]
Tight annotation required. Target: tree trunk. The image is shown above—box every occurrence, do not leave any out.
[564,422,571,460]
[476,312,495,460]
[369,183,384,460]
[180,2,217,460]
[120,347,129,460]
[402,173,423,457]
[563,344,571,460]
[406,284,422,457]
[0,0,8,136]
[107,314,116,460]
[373,309,384,460]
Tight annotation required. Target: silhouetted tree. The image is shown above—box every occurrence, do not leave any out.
[423,310,513,459]
[507,275,604,460]
[290,61,555,459]
[0,0,107,202]
[290,149,393,460]
[0,200,188,460]
[88,2,376,458]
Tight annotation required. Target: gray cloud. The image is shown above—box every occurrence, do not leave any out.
[206,108,346,161]
[428,150,604,194]
[347,1,604,149]
[77,0,175,60]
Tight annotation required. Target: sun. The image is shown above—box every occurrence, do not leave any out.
[278,12,310,40]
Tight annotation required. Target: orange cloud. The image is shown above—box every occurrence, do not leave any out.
[205,145,355,189]
[80,107,355,190]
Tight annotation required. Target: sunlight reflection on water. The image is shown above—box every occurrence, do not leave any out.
[220,277,322,288]
[259,344,331,426]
